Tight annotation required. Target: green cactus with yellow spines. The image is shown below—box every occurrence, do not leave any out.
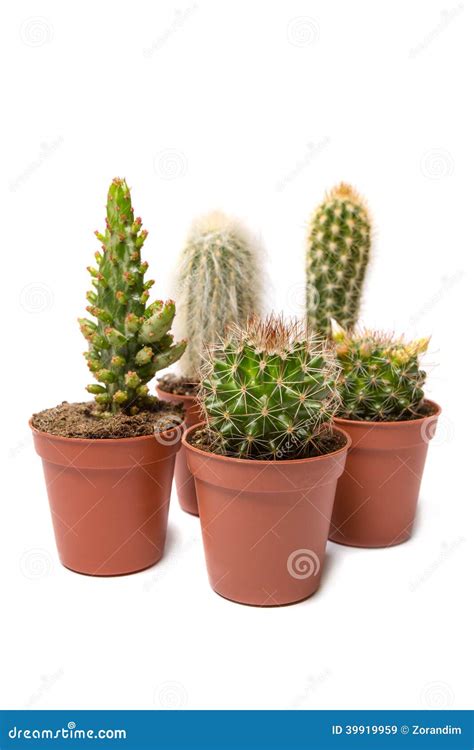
[306,183,371,335]
[175,211,261,381]
[199,315,340,459]
[79,178,186,415]
[331,321,429,421]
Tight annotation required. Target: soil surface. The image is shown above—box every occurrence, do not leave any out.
[188,426,347,460]
[31,401,184,439]
[157,373,199,398]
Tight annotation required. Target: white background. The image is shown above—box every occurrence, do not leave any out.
[1,0,472,710]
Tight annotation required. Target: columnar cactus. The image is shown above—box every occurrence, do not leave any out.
[199,315,340,459]
[331,321,429,421]
[79,178,186,415]
[306,183,371,335]
[175,211,261,381]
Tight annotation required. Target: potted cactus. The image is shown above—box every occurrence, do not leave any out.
[182,315,351,606]
[329,321,441,548]
[306,183,371,335]
[157,211,261,515]
[30,178,187,576]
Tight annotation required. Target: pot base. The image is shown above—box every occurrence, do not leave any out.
[61,555,163,577]
[329,534,412,549]
[213,586,319,608]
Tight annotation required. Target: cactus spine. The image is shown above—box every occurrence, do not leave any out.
[199,315,340,459]
[306,183,371,335]
[79,178,186,416]
[331,321,429,421]
[176,211,261,381]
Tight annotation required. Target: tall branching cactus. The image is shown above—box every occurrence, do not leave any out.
[199,315,340,459]
[176,211,261,381]
[331,321,429,421]
[79,178,186,416]
[306,183,371,335]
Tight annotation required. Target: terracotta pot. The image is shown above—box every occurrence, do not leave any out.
[30,422,183,576]
[329,400,442,548]
[156,385,201,516]
[183,422,351,606]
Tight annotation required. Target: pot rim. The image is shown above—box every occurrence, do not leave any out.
[333,399,441,428]
[28,418,184,446]
[156,384,198,406]
[182,421,351,466]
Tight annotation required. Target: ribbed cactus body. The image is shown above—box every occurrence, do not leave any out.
[79,178,186,415]
[176,212,260,380]
[331,322,428,421]
[200,316,340,459]
[306,183,371,335]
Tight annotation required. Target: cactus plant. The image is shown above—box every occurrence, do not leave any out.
[198,315,340,459]
[306,183,371,335]
[331,321,429,421]
[79,178,186,416]
[175,211,261,381]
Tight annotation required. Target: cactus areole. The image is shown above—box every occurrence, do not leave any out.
[79,178,186,416]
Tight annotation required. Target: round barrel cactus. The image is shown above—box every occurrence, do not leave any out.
[331,321,429,421]
[199,315,340,459]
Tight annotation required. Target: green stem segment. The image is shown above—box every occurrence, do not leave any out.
[79,178,186,415]
[306,183,371,335]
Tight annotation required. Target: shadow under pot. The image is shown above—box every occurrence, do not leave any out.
[329,400,442,548]
[156,384,202,516]
[182,422,351,606]
[30,423,183,576]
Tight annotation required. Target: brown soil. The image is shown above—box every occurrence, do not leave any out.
[414,401,438,419]
[157,374,199,397]
[31,401,184,440]
[188,427,347,461]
